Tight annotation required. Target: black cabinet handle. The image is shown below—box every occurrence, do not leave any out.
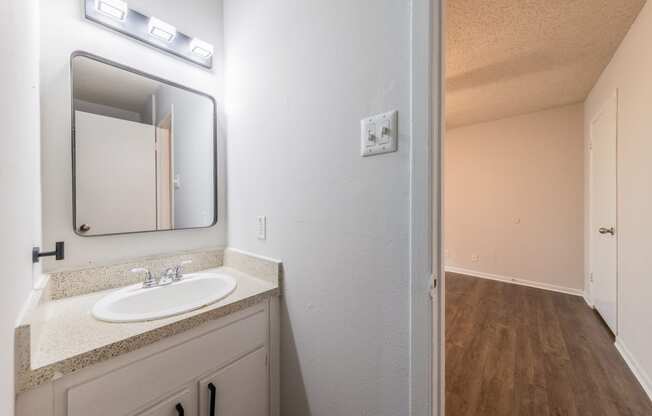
[208,383,216,416]
[175,403,184,416]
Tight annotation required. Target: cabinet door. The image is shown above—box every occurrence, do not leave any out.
[135,386,196,416]
[198,348,268,416]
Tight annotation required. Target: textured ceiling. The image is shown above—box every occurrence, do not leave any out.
[446,0,646,128]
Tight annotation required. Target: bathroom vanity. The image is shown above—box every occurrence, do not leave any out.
[15,50,282,416]
[15,248,280,416]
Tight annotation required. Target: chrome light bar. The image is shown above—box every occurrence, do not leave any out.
[85,0,214,69]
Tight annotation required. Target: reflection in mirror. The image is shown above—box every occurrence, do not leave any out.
[71,53,216,236]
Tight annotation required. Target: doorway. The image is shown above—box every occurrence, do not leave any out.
[441,1,651,415]
[156,112,174,230]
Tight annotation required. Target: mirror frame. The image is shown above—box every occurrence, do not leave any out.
[70,51,218,237]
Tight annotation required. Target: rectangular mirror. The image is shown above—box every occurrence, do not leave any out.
[71,52,217,236]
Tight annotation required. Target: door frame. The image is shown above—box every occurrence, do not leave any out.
[438,1,446,414]
[410,0,442,415]
[156,111,175,230]
[587,90,620,334]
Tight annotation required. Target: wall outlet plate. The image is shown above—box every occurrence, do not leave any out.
[257,216,267,240]
[360,110,398,157]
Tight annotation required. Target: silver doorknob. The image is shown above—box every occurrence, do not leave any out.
[599,227,615,235]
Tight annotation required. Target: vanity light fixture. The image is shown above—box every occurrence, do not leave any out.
[94,0,128,21]
[190,38,214,58]
[83,0,213,68]
[148,17,177,42]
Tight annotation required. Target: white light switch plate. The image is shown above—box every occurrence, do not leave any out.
[257,216,267,240]
[360,110,398,157]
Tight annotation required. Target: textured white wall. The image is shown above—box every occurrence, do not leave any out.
[39,0,226,271]
[445,104,585,291]
[0,0,41,414]
[223,0,412,414]
[585,0,652,396]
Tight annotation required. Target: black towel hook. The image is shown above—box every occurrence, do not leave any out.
[32,242,65,263]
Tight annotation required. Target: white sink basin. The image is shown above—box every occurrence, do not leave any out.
[92,273,237,323]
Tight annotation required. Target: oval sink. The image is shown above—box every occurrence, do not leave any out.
[92,273,237,323]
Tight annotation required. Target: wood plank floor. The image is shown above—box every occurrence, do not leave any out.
[445,273,652,416]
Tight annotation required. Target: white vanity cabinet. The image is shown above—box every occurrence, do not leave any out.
[198,347,268,416]
[16,299,279,416]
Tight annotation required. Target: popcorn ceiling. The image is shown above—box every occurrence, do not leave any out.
[446,0,645,128]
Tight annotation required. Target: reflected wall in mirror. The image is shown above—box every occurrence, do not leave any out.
[71,53,217,236]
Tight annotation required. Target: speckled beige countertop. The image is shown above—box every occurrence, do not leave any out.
[15,248,282,394]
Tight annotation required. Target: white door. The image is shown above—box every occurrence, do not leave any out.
[590,94,618,333]
[75,111,157,235]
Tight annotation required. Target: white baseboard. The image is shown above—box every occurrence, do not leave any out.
[582,282,594,308]
[615,337,652,402]
[444,266,584,297]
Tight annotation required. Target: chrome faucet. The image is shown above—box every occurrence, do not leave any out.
[158,267,176,286]
[130,267,157,288]
[129,260,192,289]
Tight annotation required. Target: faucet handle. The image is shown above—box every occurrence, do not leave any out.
[173,260,192,280]
[130,267,157,288]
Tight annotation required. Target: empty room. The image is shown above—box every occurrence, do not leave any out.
[444,0,652,415]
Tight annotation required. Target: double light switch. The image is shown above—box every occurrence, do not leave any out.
[360,110,398,157]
